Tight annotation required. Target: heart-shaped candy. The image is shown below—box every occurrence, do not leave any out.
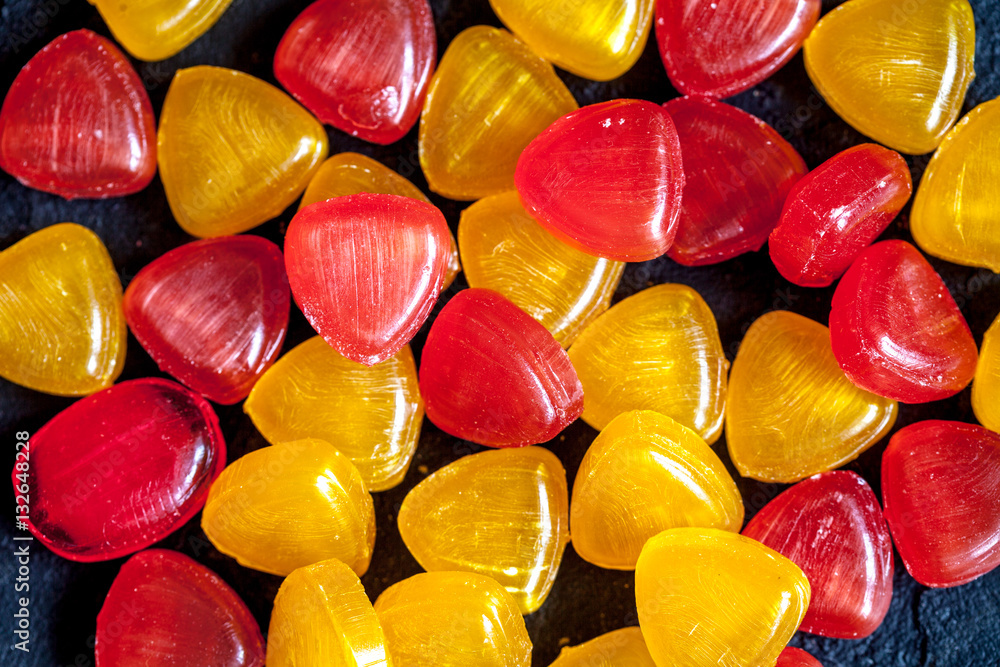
[90,0,234,61]
[778,647,824,667]
[549,627,655,667]
[973,312,1000,433]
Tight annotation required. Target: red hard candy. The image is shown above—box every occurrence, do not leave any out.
[419,288,584,447]
[777,647,824,667]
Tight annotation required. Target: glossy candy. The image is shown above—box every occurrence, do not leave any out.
[571,411,743,570]
[663,96,807,266]
[777,647,824,667]
[515,99,685,262]
[0,223,125,396]
[89,0,234,61]
[123,236,290,405]
[95,549,265,667]
[742,471,894,639]
[419,289,583,447]
[727,311,897,483]
[397,446,569,614]
[419,26,577,200]
[274,0,435,144]
[158,66,328,238]
[974,313,1000,433]
[458,191,624,347]
[0,30,156,199]
[202,439,375,577]
[830,240,977,403]
[803,0,976,154]
[548,627,655,667]
[769,144,913,287]
[568,284,728,443]
[882,421,1000,588]
[13,378,225,561]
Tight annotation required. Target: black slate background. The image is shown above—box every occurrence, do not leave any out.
[1,0,999,665]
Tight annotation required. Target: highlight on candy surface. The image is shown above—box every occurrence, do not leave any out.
[419,25,578,200]
[13,378,225,561]
[777,647,825,667]
[458,191,624,347]
[803,0,976,154]
[397,446,569,614]
[635,527,810,667]
[571,410,743,570]
[158,66,328,238]
[274,0,435,144]
[973,312,1000,434]
[726,310,897,483]
[0,29,156,199]
[374,571,532,667]
[123,235,290,405]
[515,99,685,262]
[548,626,655,667]
[567,284,728,444]
[95,549,265,667]
[830,240,978,404]
[0,223,125,396]
[89,0,234,61]
[244,336,423,492]
[285,193,451,366]
[201,439,375,577]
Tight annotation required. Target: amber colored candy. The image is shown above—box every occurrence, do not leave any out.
[458,191,624,347]
[397,447,569,614]
[419,26,577,200]
[0,223,125,396]
[726,310,897,483]
[571,411,743,570]
[635,528,810,667]
[244,336,423,492]
[548,627,655,667]
[267,558,392,667]
[777,647,824,667]
[374,571,532,667]
[974,313,1000,433]
[910,98,1000,271]
[89,0,233,61]
[202,439,375,577]
[568,284,728,444]
[158,66,328,238]
[803,0,976,154]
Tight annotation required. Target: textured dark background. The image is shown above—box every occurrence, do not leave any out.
[2,0,999,665]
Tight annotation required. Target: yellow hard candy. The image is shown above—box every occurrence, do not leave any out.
[397,446,569,614]
[374,571,532,667]
[158,66,328,237]
[0,223,125,396]
[459,191,624,347]
[568,284,728,443]
[89,0,233,61]
[726,310,897,483]
[974,312,1000,433]
[549,627,655,667]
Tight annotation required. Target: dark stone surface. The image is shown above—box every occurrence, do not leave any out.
[1,1,999,665]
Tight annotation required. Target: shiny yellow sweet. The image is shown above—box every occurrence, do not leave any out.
[489,0,653,81]
[374,571,532,667]
[267,558,392,667]
[549,627,655,667]
[158,66,328,238]
[397,446,569,614]
[0,223,125,396]
[803,0,976,154]
[244,337,423,492]
[419,26,578,200]
[973,312,1000,434]
[635,528,810,667]
[567,284,728,444]
[459,191,624,347]
[726,311,898,483]
[202,439,375,577]
[570,411,743,570]
[911,98,1000,271]
[90,0,234,61]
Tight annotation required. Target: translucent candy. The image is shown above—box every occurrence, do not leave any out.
[89,0,234,61]
[548,627,655,667]
[973,312,1000,433]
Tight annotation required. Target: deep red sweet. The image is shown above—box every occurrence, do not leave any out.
[742,471,893,639]
[96,549,264,667]
[284,193,450,366]
[662,96,807,266]
[12,379,225,562]
[655,0,821,99]
[882,421,1000,588]
[514,99,685,262]
[777,647,824,667]
[830,240,977,403]
[123,236,290,405]
[0,29,156,199]
[419,288,584,447]
[274,0,435,145]
[770,143,912,287]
